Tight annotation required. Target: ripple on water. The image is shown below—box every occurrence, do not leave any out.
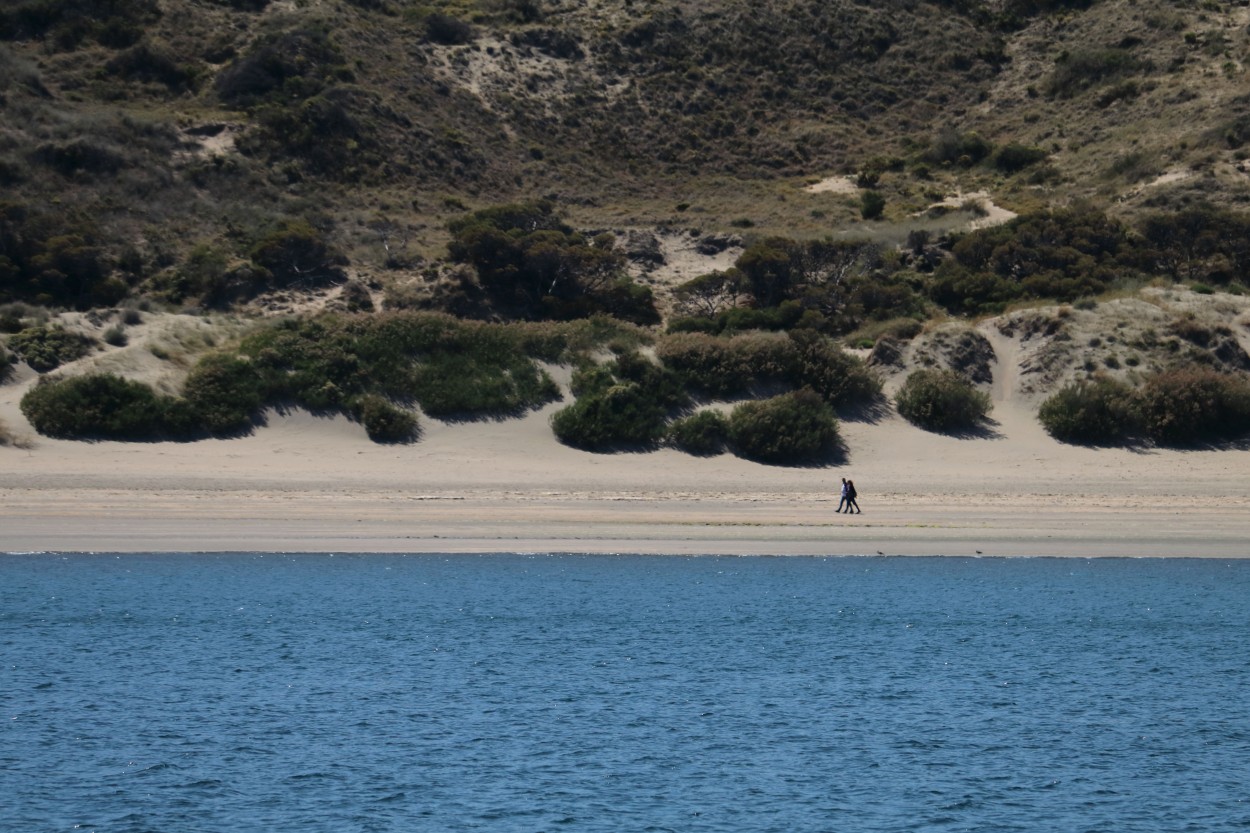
[2,554,1249,833]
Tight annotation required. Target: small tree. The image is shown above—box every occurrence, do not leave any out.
[860,191,886,220]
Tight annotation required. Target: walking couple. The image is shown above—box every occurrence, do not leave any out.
[837,477,860,514]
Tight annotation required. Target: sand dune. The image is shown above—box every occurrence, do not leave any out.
[3,292,1249,557]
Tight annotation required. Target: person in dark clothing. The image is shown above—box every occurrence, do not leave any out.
[843,479,861,514]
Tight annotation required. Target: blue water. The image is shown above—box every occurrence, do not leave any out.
[3,555,1249,833]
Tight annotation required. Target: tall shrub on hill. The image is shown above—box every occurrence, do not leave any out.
[447,201,657,323]
[928,206,1133,314]
[0,202,127,309]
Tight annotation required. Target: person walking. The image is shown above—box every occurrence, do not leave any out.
[843,479,861,514]
[837,478,849,513]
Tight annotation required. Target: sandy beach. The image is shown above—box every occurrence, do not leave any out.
[3,393,1248,557]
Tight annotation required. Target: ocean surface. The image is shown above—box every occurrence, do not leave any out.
[2,554,1248,833]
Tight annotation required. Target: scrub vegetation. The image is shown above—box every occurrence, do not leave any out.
[4,0,1250,458]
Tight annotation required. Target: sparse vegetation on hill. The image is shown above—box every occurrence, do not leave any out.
[4,0,1250,460]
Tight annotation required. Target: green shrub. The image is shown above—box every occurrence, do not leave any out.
[656,332,791,397]
[424,13,475,45]
[667,410,729,456]
[551,352,687,450]
[103,324,128,347]
[1038,376,1140,444]
[1136,366,1250,445]
[895,368,992,432]
[0,0,159,48]
[1045,48,1149,98]
[994,143,1048,173]
[728,389,840,464]
[104,40,200,92]
[8,325,94,372]
[551,380,669,450]
[355,395,418,443]
[249,220,348,288]
[791,331,883,409]
[181,353,263,434]
[20,374,173,440]
[447,201,654,323]
[860,190,886,220]
[215,28,349,107]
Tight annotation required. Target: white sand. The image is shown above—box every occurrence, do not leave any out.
[2,396,1248,557]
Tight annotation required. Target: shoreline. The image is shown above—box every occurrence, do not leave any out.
[3,398,1249,560]
[3,486,1247,558]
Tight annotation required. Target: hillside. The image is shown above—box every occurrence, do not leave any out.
[3,0,1250,455]
[3,0,1249,263]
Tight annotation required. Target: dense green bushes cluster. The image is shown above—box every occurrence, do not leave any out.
[671,237,924,337]
[929,204,1250,316]
[666,410,729,456]
[229,312,561,419]
[931,205,1134,314]
[7,325,94,372]
[655,330,881,407]
[1040,367,1250,446]
[727,389,841,464]
[0,203,130,309]
[21,374,180,440]
[895,368,992,432]
[0,0,159,49]
[551,332,868,462]
[551,352,687,450]
[447,201,658,324]
[19,312,590,443]
[1037,376,1138,445]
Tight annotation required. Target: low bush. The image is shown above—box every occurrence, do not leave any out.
[895,368,992,432]
[994,143,1048,173]
[181,353,264,434]
[656,330,880,411]
[249,220,348,288]
[8,325,94,372]
[1136,366,1250,445]
[791,331,883,408]
[103,324,128,347]
[1038,376,1139,444]
[20,374,174,440]
[551,379,669,450]
[667,410,729,456]
[728,389,840,464]
[860,190,886,220]
[215,28,349,107]
[355,395,418,443]
[656,331,796,398]
[551,352,686,450]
